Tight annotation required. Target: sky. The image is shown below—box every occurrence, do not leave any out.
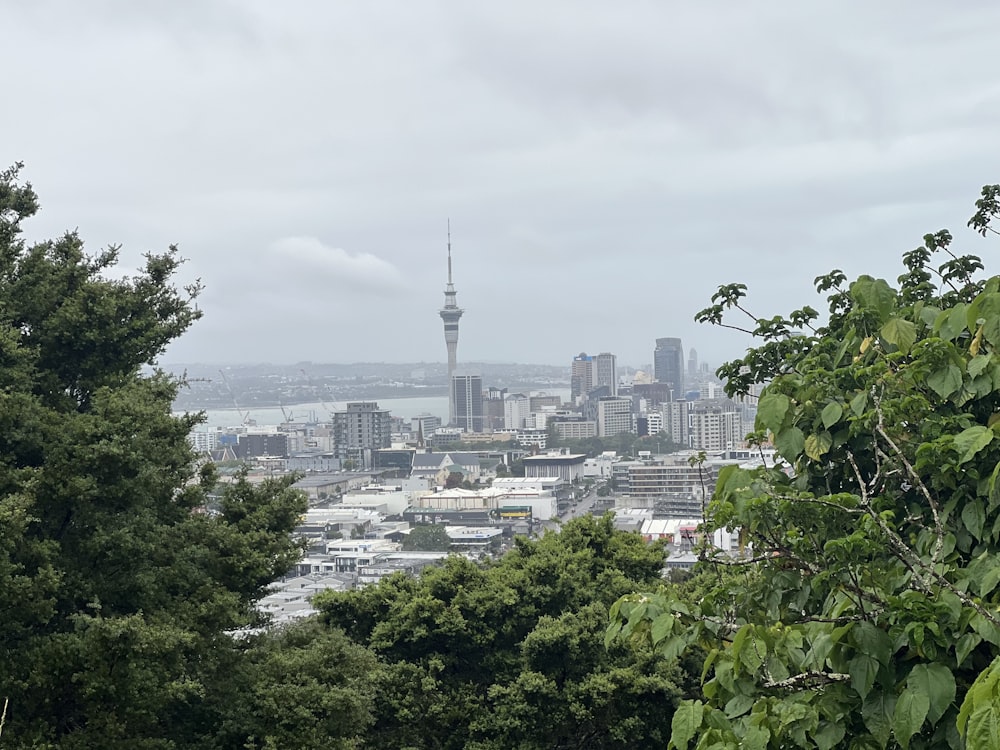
[5,1,1000,370]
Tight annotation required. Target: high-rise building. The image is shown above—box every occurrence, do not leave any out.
[483,386,507,431]
[571,353,594,402]
[688,348,698,379]
[594,352,617,396]
[452,372,483,433]
[597,396,633,437]
[439,222,464,425]
[332,402,391,469]
[653,337,684,398]
[504,392,530,430]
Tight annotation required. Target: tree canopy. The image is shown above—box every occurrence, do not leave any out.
[0,165,311,748]
[610,185,1000,749]
[317,514,689,749]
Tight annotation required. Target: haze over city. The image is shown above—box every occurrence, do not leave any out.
[6,1,1000,368]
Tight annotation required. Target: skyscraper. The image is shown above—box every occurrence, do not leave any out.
[571,353,594,402]
[451,372,483,433]
[594,352,617,396]
[332,402,392,469]
[653,337,684,398]
[688,348,698,379]
[439,222,464,425]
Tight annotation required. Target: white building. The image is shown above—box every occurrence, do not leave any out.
[597,397,633,437]
[504,393,531,430]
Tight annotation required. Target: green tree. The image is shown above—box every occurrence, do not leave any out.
[610,185,1000,749]
[0,165,308,748]
[402,524,453,551]
[318,515,684,749]
[213,620,378,750]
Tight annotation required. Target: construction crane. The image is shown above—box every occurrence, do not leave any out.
[217,369,252,426]
[300,367,336,420]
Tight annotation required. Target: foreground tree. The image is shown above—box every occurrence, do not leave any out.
[611,186,1000,749]
[0,165,309,748]
[318,515,688,749]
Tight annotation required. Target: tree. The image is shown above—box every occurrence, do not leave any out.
[402,524,453,551]
[0,165,308,748]
[318,515,686,749]
[212,620,379,750]
[610,185,1000,749]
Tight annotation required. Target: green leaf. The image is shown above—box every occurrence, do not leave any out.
[851,276,896,321]
[862,690,896,748]
[850,653,879,699]
[774,426,805,460]
[908,663,955,725]
[927,364,963,399]
[966,704,1000,750]
[670,700,703,750]
[880,317,917,353]
[723,693,754,718]
[955,426,995,464]
[969,353,993,378]
[821,401,843,429]
[756,393,790,434]
[651,612,675,644]
[850,391,868,417]
[804,431,833,460]
[813,721,846,750]
[962,499,987,541]
[967,293,1000,346]
[852,621,893,666]
[957,633,982,668]
[893,686,930,749]
[742,725,769,750]
[935,302,968,341]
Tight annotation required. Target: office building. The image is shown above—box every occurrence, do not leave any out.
[653,337,684,397]
[570,353,594,402]
[452,372,484,433]
[597,396,633,437]
[504,393,531,430]
[594,352,618,396]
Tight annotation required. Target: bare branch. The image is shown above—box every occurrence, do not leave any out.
[763,671,851,690]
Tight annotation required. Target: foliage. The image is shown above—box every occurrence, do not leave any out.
[402,524,453,551]
[317,515,684,749]
[609,184,1000,749]
[212,620,378,750]
[0,165,308,748]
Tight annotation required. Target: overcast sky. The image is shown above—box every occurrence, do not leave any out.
[6,1,1000,370]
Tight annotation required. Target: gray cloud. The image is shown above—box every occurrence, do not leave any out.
[4,0,1000,370]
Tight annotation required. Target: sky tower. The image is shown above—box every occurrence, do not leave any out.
[439,221,464,425]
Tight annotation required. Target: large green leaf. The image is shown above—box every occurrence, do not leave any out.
[893,686,929,749]
[774,426,805,460]
[966,704,1000,750]
[852,621,893,666]
[804,431,833,460]
[850,653,879,699]
[813,721,846,750]
[955,426,994,464]
[670,700,703,750]
[862,691,895,747]
[851,276,896,320]
[880,317,917,354]
[821,401,843,429]
[927,364,963,399]
[907,663,955,724]
[756,393,790,434]
[962,499,987,541]
[967,292,1000,346]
